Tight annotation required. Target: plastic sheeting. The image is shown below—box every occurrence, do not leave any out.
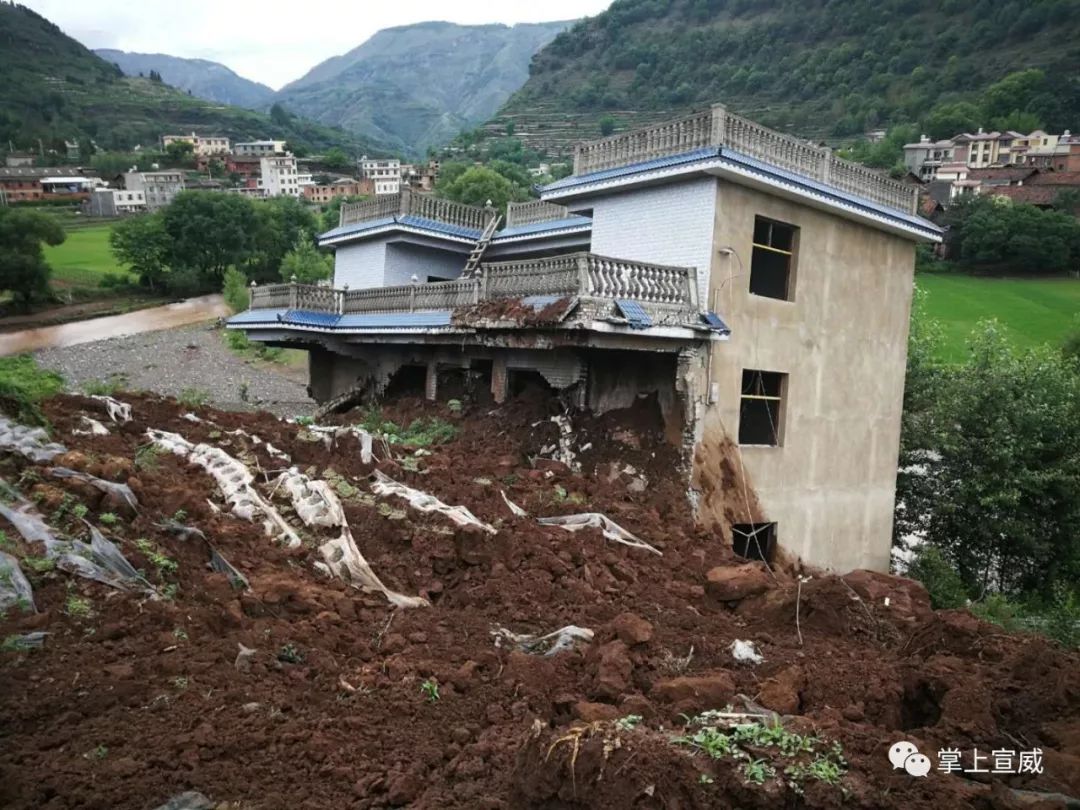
[147,429,301,549]
[492,625,594,656]
[72,416,110,436]
[0,550,36,613]
[537,513,661,555]
[48,467,138,513]
[0,417,66,463]
[90,395,132,423]
[501,490,528,518]
[372,470,496,535]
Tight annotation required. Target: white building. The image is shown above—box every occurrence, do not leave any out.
[258,155,301,197]
[161,132,230,156]
[86,188,147,217]
[122,170,185,211]
[235,140,288,157]
[359,155,401,195]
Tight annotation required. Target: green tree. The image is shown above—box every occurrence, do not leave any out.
[109,213,170,290]
[0,208,64,312]
[280,232,332,284]
[599,114,617,136]
[164,140,195,165]
[222,267,250,313]
[322,147,350,171]
[320,194,369,232]
[246,195,319,283]
[898,321,1080,600]
[438,166,526,214]
[921,101,981,140]
[949,196,1080,274]
[161,191,258,286]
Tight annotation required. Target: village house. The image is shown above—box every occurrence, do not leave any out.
[257,154,302,197]
[85,187,147,217]
[121,169,185,211]
[359,156,402,195]
[162,132,230,156]
[234,140,287,157]
[304,178,374,204]
[228,104,942,573]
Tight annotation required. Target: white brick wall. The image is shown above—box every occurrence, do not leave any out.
[587,177,717,303]
[333,242,387,289]
[384,244,464,285]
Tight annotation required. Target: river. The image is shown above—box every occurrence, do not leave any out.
[0,295,231,356]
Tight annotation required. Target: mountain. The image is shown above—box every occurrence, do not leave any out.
[274,20,573,157]
[0,3,387,155]
[492,0,1080,154]
[95,49,275,109]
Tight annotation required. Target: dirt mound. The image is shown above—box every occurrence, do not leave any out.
[0,390,1077,809]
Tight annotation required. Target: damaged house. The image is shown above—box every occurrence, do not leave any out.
[228,104,942,573]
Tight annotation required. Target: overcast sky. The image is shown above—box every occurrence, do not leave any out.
[23,0,611,90]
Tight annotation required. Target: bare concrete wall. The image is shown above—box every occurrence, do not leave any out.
[700,180,916,573]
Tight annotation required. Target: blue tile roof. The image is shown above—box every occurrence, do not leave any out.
[319,215,481,245]
[540,148,720,192]
[227,308,454,331]
[493,215,592,240]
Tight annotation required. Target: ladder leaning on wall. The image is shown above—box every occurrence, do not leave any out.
[462,208,502,277]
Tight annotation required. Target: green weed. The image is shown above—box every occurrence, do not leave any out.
[178,388,210,408]
[83,375,127,396]
[0,355,64,426]
[99,512,119,526]
[420,678,440,703]
[277,643,303,664]
[135,538,178,578]
[65,594,92,618]
[615,714,643,731]
[22,556,55,574]
[357,408,457,448]
[742,759,776,784]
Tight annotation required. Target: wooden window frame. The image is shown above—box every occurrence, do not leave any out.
[749,216,798,301]
[738,369,787,447]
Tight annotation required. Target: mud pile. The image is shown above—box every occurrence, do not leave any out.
[0,390,1077,810]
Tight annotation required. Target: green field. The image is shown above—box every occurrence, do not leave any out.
[917,272,1080,363]
[43,224,135,291]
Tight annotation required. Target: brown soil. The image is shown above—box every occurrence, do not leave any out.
[452,296,576,327]
[0,391,1078,809]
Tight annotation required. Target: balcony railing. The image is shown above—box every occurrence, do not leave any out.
[504,200,571,228]
[339,187,493,231]
[571,104,918,215]
[248,252,699,318]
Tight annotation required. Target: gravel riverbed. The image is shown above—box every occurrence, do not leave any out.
[35,322,314,417]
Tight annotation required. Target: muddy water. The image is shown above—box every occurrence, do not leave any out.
[0,295,231,356]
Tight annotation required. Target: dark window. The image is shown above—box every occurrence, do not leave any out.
[749,217,797,300]
[732,522,777,562]
[739,369,785,446]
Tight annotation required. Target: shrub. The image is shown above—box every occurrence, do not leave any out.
[222,267,250,313]
[906,546,968,609]
[0,355,64,425]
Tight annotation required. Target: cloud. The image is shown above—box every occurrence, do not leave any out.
[21,0,608,89]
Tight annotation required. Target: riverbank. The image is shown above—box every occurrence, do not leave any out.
[34,321,313,418]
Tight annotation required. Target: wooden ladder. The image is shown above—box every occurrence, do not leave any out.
[463,212,501,277]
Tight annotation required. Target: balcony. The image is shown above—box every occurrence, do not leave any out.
[339,188,494,230]
[570,104,918,215]
[247,252,699,318]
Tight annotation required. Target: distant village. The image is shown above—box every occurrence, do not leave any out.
[903,127,1080,216]
[0,133,445,216]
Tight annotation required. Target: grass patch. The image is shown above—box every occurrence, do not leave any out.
[177,388,210,408]
[0,355,64,425]
[42,225,137,295]
[918,272,1080,363]
[135,538,179,578]
[358,408,457,448]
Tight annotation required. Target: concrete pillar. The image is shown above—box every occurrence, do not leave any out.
[491,354,508,404]
[425,360,438,401]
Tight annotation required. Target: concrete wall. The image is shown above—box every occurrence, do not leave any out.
[333,241,387,289]
[586,177,716,303]
[384,243,464,285]
[700,180,916,573]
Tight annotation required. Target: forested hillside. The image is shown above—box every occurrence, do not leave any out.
[0,3,385,155]
[494,0,1080,152]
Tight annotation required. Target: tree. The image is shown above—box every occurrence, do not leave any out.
[164,140,195,165]
[322,148,350,171]
[109,213,170,290]
[161,191,259,286]
[246,195,319,283]
[599,114,617,136]
[280,232,332,284]
[0,208,64,312]
[222,266,250,313]
[437,166,527,214]
[948,196,1080,274]
[321,194,369,232]
[270,103,292,126]
[920,101,981,140]
[897,320,1080,601]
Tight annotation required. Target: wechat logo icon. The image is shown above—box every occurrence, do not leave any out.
[889,741,932,777]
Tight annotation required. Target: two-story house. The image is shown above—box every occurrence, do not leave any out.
[228,104,941,574]
[122,170,185,211]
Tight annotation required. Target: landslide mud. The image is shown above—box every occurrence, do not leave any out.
[0,391,1077,809]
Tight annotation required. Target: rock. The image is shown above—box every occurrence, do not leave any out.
[100,456,135,482]
[651,672,736,714]
[842,569,932,621]
[152,792,215,810]
[451,726,472,745]
[235,642,256,672]
[56,451,91,471]
[705,563,772,602]
[758,665,805,715]
[241,702,261,713]
[533,458,570,474]
[609,612,654,646]
[620,693,655,720]
[627,477,648,493]
[574,701,621,722]
[387,771,423,806]
[594,641,633,700]
[381,633,406,654]
[451,660,480,691]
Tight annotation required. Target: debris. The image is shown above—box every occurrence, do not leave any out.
[208,547,249,590]
[729,639,765,664]
[372,470,496,534]
[538,513,661,555]
[0,551,36,613]
[0,416,66,462]
[226,428,290,461]
[155,519,207,543]
[147,429,301,549]
[90,395,132,423]
[276,468,346,528]
[705,563,772,601]
[303,424,376,463]
[501,489,528,517]
[235,643,256,672]
[492,625,594,656]
[48,467,139,513]
[72,416,109,436]
[151,791,215,810]
[1,632,47,651]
